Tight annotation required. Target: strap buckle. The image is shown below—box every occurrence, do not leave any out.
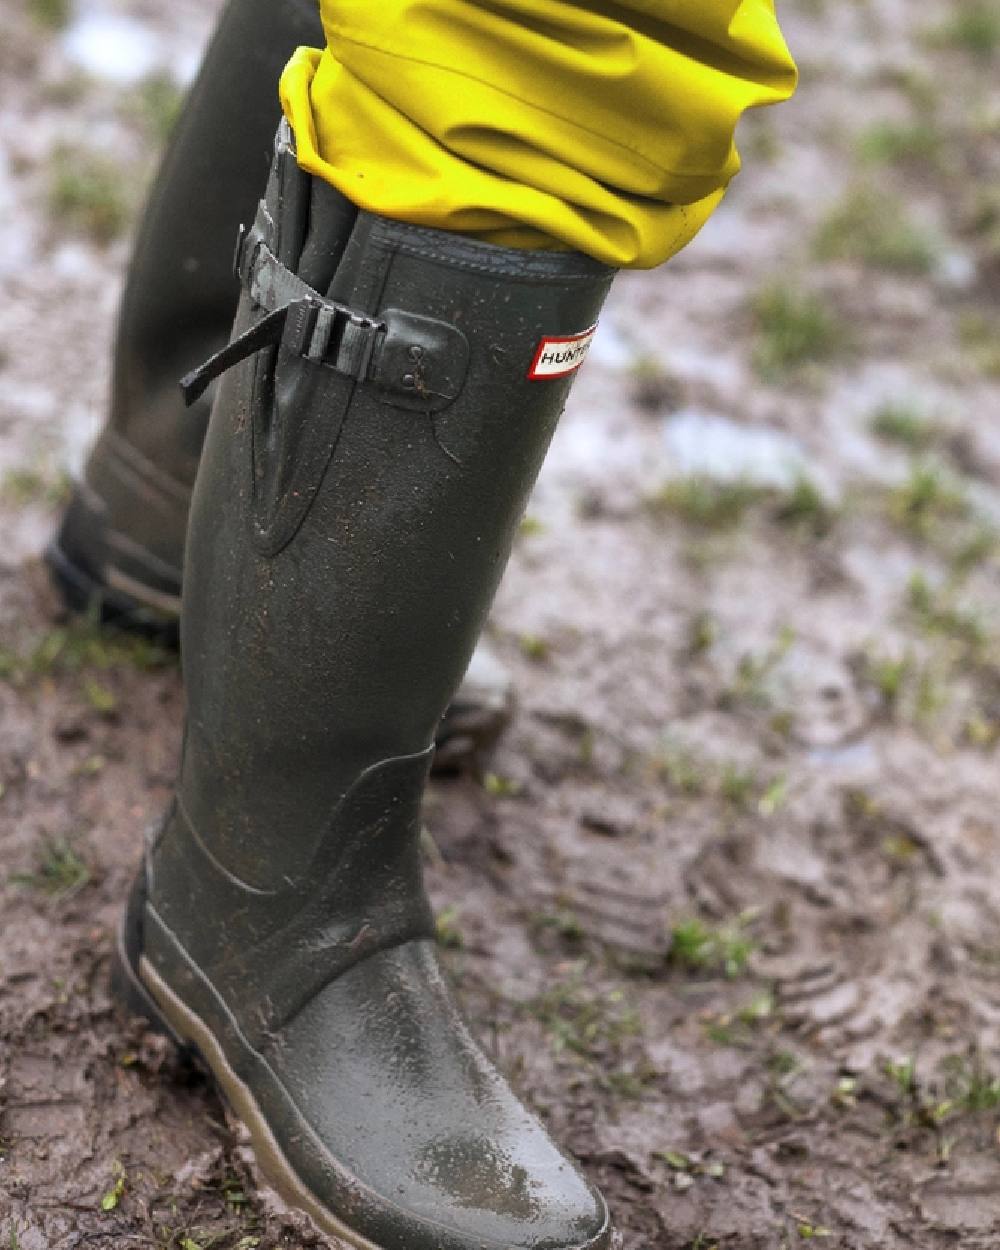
[232,220,265,287]
[283,298,385,382]
[232,222,247,281]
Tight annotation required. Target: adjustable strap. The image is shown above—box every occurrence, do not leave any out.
[179,217,387,408]
[179,305,289,406]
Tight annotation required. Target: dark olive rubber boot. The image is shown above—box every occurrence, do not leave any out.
[113,121,616,1249]
[46,0,323,635]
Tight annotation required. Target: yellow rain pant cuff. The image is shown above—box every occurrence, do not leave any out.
[279,2,797,269]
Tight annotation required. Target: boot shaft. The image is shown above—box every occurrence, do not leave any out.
[55,0,324,615]
[107,0,324,469]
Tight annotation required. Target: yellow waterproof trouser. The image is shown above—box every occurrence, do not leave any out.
[279,2,796,269]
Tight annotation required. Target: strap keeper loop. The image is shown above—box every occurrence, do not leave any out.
[307,303,338,363]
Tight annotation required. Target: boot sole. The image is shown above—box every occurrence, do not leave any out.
[45,476,185,639]
[45,535,180,640]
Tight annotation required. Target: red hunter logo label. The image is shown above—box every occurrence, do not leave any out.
[527,324,598,380]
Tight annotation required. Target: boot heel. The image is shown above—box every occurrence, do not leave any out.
[46,487,181,643]
[111,868,188,1051]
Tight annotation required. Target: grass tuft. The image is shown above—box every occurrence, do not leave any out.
[435,905,464,949]
[723,626,796,709]
[942,1052,1000,1111]
[528,964,654,1097]
[814,186,941,274]
[668,916,755,979]
[906,571,989,650]
[0,465,71,508]
[929,2,1000,56]
[871,402,940,451]
[958,312,1000,378]
[862,651,912,712]
[518,633,551,662]
[752,283,846,378]
[653,739,709,795]
[47,146,133,245]
[129,71,185,144]
[772,475,837,536]
[0,619,172,687]
[28,0,72,30]
[857,120,943,167]
[649,477,766,529]
[11,836,91,900]
[887,461,970,537]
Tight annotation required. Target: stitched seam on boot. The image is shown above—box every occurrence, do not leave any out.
[365,220,614,281]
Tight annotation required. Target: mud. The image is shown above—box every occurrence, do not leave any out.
[3,0,1000,1246]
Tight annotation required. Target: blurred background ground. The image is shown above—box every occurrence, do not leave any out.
[2,0,1000,1246]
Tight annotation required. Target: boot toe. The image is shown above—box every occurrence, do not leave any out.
[265,940,612,1250]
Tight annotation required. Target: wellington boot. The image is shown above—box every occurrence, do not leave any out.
[46,0,322,633]
[44,0,513,764]
[114,121,616,1250]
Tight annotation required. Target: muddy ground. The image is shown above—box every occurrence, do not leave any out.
[3,0,1000,1246]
